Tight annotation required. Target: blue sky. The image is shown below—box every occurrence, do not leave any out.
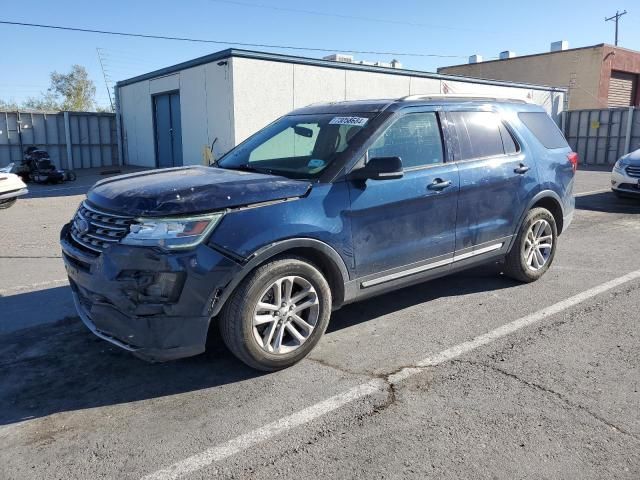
[2,0,638,108]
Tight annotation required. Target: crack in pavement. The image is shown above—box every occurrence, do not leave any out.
[455,359,640,442]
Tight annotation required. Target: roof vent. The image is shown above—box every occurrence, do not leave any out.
[499,50,516,60]
[469,54,483,64]
[322,54,354,63]
[550,40,569,52]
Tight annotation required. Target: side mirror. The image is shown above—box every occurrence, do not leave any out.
[351,156,404,181]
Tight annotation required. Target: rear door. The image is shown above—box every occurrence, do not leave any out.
[446,110,535,253]
[348,110,459,284]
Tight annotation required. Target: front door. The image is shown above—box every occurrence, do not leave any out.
[348,111,459,282]
[154,92,183,168]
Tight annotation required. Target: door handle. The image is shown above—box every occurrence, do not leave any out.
[514,163,530,174]
[428,178,452,191]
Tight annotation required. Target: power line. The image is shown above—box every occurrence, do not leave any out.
[209,0,487,33]
[0,20,468,59]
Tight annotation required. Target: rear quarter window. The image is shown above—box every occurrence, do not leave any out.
[518,112,568,149]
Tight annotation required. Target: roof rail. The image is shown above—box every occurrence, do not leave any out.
[398,93,530,104]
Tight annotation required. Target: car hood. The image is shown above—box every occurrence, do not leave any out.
[0,172,27,193]
[87,166,312,217]
[622,148,640,165]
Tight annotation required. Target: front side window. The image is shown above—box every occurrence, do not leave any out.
[367,112,444,169]
[449,111,518,160]
[219,114,373,179]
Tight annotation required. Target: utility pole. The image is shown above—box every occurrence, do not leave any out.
[605,10,628,46]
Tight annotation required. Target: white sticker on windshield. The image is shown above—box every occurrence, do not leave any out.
[329,116,369,127]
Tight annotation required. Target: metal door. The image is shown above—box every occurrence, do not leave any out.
[154,92,183,168]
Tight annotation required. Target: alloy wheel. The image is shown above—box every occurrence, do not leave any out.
[252,276,320,355]
[524,219,553,271]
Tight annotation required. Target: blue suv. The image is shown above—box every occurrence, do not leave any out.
[60,96,577,370]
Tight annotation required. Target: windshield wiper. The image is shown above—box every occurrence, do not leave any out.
[224,164,273,175]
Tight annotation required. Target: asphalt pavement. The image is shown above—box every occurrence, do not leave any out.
[1,168,639,480]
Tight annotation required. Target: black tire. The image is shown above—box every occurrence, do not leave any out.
[0,197,17,209]
[219,256,332,371]
[503,207,558,283]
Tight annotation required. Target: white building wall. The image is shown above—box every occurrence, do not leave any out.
[231,58,294,144]
[344,70,410,100]
[118,62,235,167]
[119,80,155,167]
[292,64,346,108]
[179,67,209,166]
[205,61,235,161]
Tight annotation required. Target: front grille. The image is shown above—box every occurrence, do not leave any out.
[626,165,640,178]
[70,201,135,255]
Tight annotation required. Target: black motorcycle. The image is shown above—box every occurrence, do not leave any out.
[18,147,76,184]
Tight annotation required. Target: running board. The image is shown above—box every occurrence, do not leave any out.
[361,243,504,288]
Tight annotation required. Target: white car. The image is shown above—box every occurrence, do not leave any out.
[611,149,640,198]
[0,164,28,209]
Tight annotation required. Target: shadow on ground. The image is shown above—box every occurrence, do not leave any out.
[575,191,640,214]
[0,264,517,426]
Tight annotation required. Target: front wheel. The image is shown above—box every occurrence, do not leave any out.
[219,256,332,371]
[503,207,558,283]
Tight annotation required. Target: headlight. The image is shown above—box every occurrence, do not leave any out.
[121,213,223,249]
[614,158,628,172]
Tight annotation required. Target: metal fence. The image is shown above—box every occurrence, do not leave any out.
[562,107,640,166]
[0,111,119,169]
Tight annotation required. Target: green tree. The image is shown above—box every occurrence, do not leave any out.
[21,92,60,112]
[0,65,98,112]
[0,99,20,111]
[49,65,96,111]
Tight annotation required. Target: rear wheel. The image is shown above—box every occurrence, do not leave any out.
[219,256,332,371]
[503,207,557,283]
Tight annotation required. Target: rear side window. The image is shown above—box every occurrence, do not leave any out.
[368,112,444,169]
[449,111,517,160]
[518,112,568,149]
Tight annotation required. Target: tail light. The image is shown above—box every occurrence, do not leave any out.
[567,152,579,172]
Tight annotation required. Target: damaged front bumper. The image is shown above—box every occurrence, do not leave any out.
[60,223,242,361]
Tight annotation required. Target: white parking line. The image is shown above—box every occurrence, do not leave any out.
[574,188,611,197]
[0,278,68,296]
[143,268,640,480]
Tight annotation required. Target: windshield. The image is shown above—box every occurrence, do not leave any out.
[218,113,374,179]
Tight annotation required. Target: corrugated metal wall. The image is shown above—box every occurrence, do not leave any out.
[562,107,640,165]
[0,111,119,169]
